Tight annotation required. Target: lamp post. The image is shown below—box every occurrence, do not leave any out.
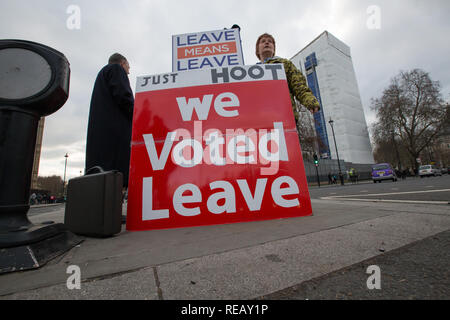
[63,153,68,197]
[328,119,344,186]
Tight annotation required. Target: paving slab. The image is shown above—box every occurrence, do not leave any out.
[258,230,450,300]
[157,208,450,300]
[0,199,449,299]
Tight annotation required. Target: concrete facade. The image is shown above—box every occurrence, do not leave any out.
[291,31,374,164]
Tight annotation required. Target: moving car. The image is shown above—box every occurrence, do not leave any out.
[372,163,397,183]
[419,165,442,177]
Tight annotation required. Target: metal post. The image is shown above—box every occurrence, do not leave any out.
[0,39,82,274]
[315,164,320,187]
[329,119,344,186]
[63,153,68,198]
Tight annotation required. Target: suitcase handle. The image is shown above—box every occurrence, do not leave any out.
[85,166,104,175]
[85,166,120,176]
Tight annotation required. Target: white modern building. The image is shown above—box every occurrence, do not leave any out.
[291,31,374,164]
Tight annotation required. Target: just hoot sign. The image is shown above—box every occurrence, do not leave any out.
[126,64,313,231]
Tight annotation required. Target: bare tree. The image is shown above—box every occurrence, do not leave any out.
[371,69,449,170]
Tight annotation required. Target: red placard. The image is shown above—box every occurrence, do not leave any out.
[126,65,312,231]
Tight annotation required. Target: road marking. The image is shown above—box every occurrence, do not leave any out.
[325,189,450,198]
[320,198,449,205]
[320,188,450,205]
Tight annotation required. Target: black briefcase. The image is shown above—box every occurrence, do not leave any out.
[64,166,123,237]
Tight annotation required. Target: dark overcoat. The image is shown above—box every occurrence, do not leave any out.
[85,63,134,187]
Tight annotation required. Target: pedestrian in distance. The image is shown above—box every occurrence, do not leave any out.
[30,192,37,205]
[349,167,358,184]
[402,169,407,179]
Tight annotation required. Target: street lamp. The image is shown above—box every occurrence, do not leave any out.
[63,153,68,197]
[328,119,344,186]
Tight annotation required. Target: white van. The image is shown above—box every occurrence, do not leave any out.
[419,165,442,177]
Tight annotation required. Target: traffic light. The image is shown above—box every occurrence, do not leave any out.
[313,153,319,165]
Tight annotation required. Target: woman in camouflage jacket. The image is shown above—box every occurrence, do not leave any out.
[256,33,320,121]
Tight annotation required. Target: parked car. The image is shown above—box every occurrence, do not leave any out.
[419,165,442,177]
[372,163,397,183]
[441,167,448,175]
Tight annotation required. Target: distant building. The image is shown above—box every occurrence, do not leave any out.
[291,31,374,164]
[31,117,44,189]
[432,120,450,167]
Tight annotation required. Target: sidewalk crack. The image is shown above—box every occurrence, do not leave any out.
[153,266,164,300]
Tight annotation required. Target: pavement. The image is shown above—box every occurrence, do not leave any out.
[259,229,450,300]
[0,194,449,300]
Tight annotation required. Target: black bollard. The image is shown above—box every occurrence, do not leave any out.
[0,40,82,274]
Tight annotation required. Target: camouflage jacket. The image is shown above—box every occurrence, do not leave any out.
[262,56,320,121]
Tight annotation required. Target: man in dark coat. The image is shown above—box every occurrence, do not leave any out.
[85,53,134,187]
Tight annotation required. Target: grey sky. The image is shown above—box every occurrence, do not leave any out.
[1,0,449,179]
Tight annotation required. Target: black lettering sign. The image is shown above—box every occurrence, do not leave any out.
[211,65,284,83]
[141,73,178,87]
